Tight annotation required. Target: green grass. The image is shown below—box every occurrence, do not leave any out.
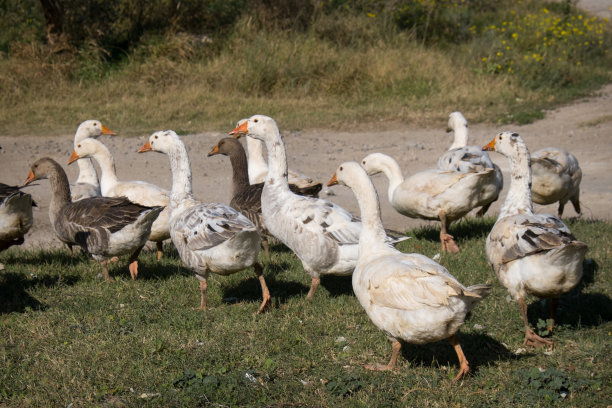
[1,218,610,406]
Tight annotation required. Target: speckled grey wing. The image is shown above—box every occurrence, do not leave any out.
[293,198,362,245]
[438,146,495,173]
[173,203,257,252]
[489,213,579,266]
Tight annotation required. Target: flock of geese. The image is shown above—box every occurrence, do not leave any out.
[0,112,587,381]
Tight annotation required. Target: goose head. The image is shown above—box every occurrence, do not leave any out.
[327,161,365,189]
[138,130,180,155]
[24,157,60,185]
[74,120,116,145]
[483,131,524,158]
[207,137,241,157]
[447,111,467,133]
[360,152,390,176]
[68,138,107,165]
[229,114,279,143]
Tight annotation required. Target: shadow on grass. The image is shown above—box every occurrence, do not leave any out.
[220,269,310,307]
[0,271,80,314]
[525,258,612,330]
[410,217,496,244]
[399,331,525,377]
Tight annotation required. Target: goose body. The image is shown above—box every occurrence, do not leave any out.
[138,131,270,313]
[231,115,406,299]
[70,120,116,201]
[328,161,490,381]
[0,183,35,251]
[437,112,503,216]
[69,138,170,259]
[484,132,587,347]
[24,158,162,280]
[530,147,582,216]
[361,152,496,253]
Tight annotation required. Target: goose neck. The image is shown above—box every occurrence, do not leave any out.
[47,164,72,227]
[449,126,469,150]
[499,144,534,218]
[375,157,405,203]
[165,143,195,211]
[90,146,120,195]
[351,176,389,253]
[75,158,99,187]
[246,137,267,184]
[227,145,251,195]
[260,132,290,191]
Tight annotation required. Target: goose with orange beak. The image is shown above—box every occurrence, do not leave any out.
[328,161,490,381]
[483,131,587,347]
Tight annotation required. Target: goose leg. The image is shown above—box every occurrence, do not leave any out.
[99,259,114,282]
[449,333,470,382]
[128,246,144,280]
[306,277,321,300]
[571,194,581,215]
[439,212,459,253]
[557,201,566,217]
[548,297,560,333]
[197,279,208,310]
[366,340,401,371]
[518,297,553,347]
[253,262,271,314]
[156,241,164,261]
[476,202,492,217]
[261,238,270,259]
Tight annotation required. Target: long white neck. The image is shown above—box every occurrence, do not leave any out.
[245,136,268,184]
[88,145,120,196]
[499,143,533,218]
[75,158,99,187]
[449,125,469,150]
[373,157,405,204]
[164,141,195,213]
[349,174,391,256]
[260,130,290,192]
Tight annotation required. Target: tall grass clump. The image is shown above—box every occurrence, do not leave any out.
[0,0,610,135]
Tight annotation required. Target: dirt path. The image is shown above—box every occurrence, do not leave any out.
[2,82,611,250]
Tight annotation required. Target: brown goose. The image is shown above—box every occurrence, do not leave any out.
[24,158,163,281]
[0,183,35,252]
[208,137,322,256]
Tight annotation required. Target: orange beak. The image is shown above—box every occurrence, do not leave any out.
[101,124,117,136]
[229,121,248,138]
[24,170,36,186]
[67,150,80,165]
[207,144,220,157]
[138,141,152,153]
[327,173,338,187]
[482,138,496,151]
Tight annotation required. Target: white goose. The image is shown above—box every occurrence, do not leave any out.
[530,147,582,217]
[361,152,496,253]
[231,115,405,299]
[484,132,587,347]
[138,131,270,313]
[438,112,503,216]
[328,162,490,381]
[68,138,170,260]
[237,119,322,196]
[70,120,116,201]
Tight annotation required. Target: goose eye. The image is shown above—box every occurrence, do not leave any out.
[362,160,366,165]
[254,118,258,123]
[339,166,343,171]
[154,135,158,139]
[77,144,81,148]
